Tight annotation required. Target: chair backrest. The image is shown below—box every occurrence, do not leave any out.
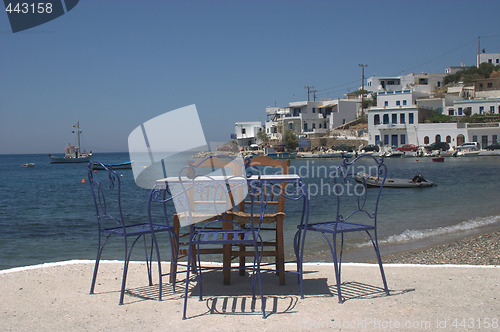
[333,154,386,227]
[240,155,290,215]
[175,155,248,227]
[88,161,124,228]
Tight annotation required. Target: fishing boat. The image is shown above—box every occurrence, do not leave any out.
[355,172,435,188]
[91,161,132,170]
[49,122,92,163]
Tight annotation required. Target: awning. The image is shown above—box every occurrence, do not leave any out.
[318,104,337,109]
[284,102,307,108]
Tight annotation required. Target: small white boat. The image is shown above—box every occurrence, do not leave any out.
[384,150,404,158]
[20,163,35,168]
[457,150,480,157]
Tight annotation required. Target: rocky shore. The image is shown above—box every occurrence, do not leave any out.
[379,230,500,265]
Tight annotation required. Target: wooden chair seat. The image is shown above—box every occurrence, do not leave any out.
[228,210,285,224]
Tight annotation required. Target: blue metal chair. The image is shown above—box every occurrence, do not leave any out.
[88,161,177,305]
[177,155,269,319]
[297,154,389,303]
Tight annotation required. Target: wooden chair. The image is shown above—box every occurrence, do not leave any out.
[230,155,290,285]
[171,155,244,285]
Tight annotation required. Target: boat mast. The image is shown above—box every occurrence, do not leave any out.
[77,121,81,149]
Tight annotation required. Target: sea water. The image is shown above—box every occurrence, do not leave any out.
[0,153,499,269]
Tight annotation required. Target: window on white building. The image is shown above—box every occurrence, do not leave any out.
[403,100,407,106]
[490,106,495,113]
[384,135,389,145]
[409,113,414,124]
[396,101,401,106]
[374,114,380,125]
[384,101,388,107]
[480,106,484,114]
[392,114,397,123]
[458,107,463,115]
[242,128,246,135]
[375,135,380,145]
[400,113,405,123]
[401,134,406,145]
[383,114,389,124]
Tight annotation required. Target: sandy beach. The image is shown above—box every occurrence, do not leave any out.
[1,230,499,331]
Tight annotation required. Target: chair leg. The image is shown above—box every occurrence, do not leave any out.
[332,234,343,303]
[119,238,130,305]
[169,232,179,292]
[222,220,232,285]
[293,229,305,299]
[338,233,344,279]
[257,239,266,318]
[182,241,193,320]
[323,232,342,303]
[276,218,285,285]
[143,235,153,286]
[90,234,107,295]
[170,215,180,283]
[151,232,163,301]
[367,231,389,295]
[239,233,246,276]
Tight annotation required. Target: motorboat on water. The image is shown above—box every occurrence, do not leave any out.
[20,163,35,168]
[49,122,92,163]
[355,172,435,188]
[91,161,132,170]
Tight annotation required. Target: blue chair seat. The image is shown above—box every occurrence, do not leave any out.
[301,221,375,234]
[191,228,259,245]
[102,223,173,237]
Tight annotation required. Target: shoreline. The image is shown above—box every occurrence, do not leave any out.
[369,230,500,265]
[2,229,499,274]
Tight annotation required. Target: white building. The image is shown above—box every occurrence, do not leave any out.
[478,53,500,66]
[367,90,419,147]
[264,99,359,138]
[366,72,446,96]
[368,90,500,148]
[234,121,262,147]
[452,98,500,116]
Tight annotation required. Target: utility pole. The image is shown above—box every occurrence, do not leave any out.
[304,85,315,102]
[359,64,367,116]
[311,89,317,101]
[477,36,481,67]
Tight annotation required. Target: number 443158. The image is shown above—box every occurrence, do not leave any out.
[5,2,53,14]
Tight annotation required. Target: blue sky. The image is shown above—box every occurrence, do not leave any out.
[1,0,499,154]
